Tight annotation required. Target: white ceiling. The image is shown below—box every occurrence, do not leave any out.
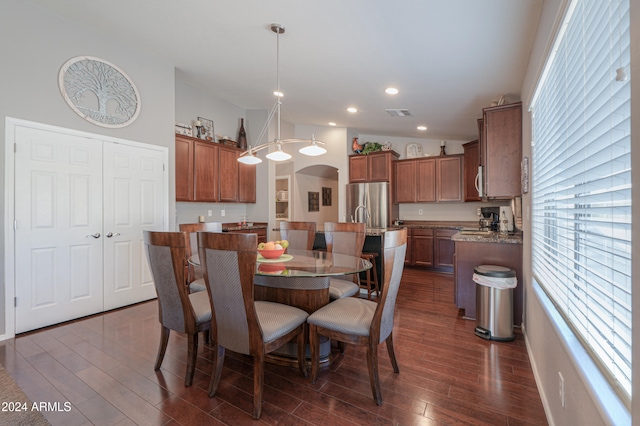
[29,0,543,141]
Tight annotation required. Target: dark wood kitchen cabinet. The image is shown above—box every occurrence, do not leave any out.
[436,155,463,202]
[463,139,481,201]
[349,150,399,183]
[405,230,413,266]
[404,227,456,272]
[238,162,256,203]
[394,155,462,203]
[434,229,457,268]
[232,227,267,243]
[480,102,522,199]
[220,145,257,203]
[176,135,219,202]
[454,240,523,324]
[175,135,255,203]
[396,158,435,203]
[218,145,239,202]
[411,228,434,267]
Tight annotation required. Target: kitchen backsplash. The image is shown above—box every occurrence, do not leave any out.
[399,201,506,223]
[176,202,249,229]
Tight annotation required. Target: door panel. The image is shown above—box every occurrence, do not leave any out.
[14,125,165,333]
[103,142,164,310]
[15,126,104,333]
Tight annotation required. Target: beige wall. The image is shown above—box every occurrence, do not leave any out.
[519,0,638,424]
[0,0,175,337]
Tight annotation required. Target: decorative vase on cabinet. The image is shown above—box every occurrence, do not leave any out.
[237,118,247,150]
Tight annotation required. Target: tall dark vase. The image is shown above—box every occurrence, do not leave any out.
[237,118,247,150]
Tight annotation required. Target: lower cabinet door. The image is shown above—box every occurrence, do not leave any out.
[411,229,434,267]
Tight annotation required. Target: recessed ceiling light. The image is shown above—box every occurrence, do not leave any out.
[347,107,358,113]
[385,87,399,95]
[328,122,336,126]
[417,125,427,131]
[273,91,284,97]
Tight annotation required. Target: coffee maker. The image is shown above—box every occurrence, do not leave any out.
[479,207,500,231]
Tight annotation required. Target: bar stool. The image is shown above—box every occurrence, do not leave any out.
[360,252,379,300]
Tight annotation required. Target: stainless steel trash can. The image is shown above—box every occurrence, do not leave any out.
[473,265,517,341]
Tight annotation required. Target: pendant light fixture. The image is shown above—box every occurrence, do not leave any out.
[238,24,327,164]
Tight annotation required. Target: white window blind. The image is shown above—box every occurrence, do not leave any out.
[530,0,631,400]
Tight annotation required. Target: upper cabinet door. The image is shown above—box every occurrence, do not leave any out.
[394,160,417,203]
[482,102,522,199]
[193,140,219,202]
[175,136,194,201]
[463,140,481,201]
[218,146,239,202]
[416,158,436,202]
[239,162,256,203]
[368,152,392,182]
[436,155,463,202]
[349,155,369,183]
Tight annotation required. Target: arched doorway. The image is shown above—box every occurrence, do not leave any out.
[275,163,339,224]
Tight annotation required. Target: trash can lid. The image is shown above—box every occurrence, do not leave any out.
[473,264,516,278]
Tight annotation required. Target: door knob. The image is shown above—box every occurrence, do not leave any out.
[106,232,121,238]
[85,233,101,238]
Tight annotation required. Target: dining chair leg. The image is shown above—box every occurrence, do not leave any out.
[309,324,319,383]
[253,354,265,419]
[208,345,225,397]
[185,332,199,386]
[338,340,346,354]
[366,344,383,405]
[154,326,170,370]
[297,325,308,378]
[385,333,400,373]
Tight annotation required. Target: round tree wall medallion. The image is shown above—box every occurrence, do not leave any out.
[58,56,141,128]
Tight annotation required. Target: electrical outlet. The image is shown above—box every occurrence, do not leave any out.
[418,209,424,215]
[221,209,225,217]
[208,210,212,217]
[558,372,565,408]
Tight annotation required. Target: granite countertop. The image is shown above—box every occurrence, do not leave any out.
[222,222,268,232]
[451,230,523,244]
[311,221,479,236]
[313,227,390,236]
[395,221,479,229]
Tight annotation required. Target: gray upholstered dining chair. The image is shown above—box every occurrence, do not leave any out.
[279,221,316,250]
[323,222,366,300]
[143,231,212,387]
[197,231,308,419]
[179,222,222,293]
[307,228,407,405]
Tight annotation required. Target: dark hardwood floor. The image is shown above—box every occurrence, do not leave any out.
[0,269,548,425]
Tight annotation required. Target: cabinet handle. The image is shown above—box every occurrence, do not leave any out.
[85,233,101,239]
[106,232,121,238]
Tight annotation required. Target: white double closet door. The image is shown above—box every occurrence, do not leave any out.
[13,125,166,333]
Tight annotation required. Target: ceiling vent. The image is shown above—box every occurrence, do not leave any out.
[385,109,412,117]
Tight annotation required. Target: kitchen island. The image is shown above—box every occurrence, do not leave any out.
[313,227,390,290]
[313,221,479,290]
[452,230,523,325]
[221,222,268,243]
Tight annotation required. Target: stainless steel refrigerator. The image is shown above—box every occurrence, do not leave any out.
[346,182,398,228]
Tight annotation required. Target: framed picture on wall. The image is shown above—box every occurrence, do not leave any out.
[197,117,214,141]
[308,192,319,212]
[322,187,331,206]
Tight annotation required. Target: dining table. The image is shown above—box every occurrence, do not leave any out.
[189,249,372,365]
